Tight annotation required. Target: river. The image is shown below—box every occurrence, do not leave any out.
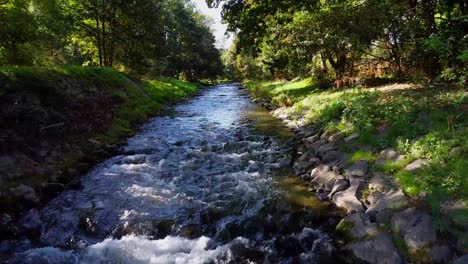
[4,84,341,263]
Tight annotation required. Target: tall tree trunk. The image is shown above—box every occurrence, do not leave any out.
[422,0,440,77]
[101,0,108,66]
[95,7,103,67]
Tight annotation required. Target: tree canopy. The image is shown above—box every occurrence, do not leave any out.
[0,0,223,80]
[214,0,467,83]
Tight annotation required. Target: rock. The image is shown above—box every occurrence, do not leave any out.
[10,184,39,205]
[391,208,437,252]
[302,135,319,144]
[332,176,366,213]
[336,213,379,240]
[380,148,405,162]
[328,179,349,199]
[431,245,452,264]
[368,172,391,192]
[348,234,403,264]
[404,159,430,172]
[344,160,369,177]
[450,147,462,155]
[299,127,316,137]
[375,208,394,223]
[329,132,344,142]
[121,154,147,164]
[308,139,327,155]
[366,189,409,218]
[366,191,383,205]
[344,133,359,143]
[453,255,468,264]
[317,143,337,157]
[321,150,346,165]
[310,165,344,192]
[320,130,333,140]
[316,193,328,201]
[456,235,468,254]
[293,152,320,174]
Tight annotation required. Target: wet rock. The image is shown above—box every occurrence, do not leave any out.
[366,189,409,218]
[10,184,40,205]
[332,176,366,213]
[368,172,391,192]
[121,154,147,164]
[348,234,402,264]
[298,127,316,138]
[344,133,359,143]
[336,212,379,240]
[309,139,327,155]
[391,208,437,252]
[453,255,468,264]
[321,150,346,167]
[431,245,452,264]
[328,179,349,199]
[310,165,344,192]
[404,159,430,172]
[316,193,328,201]
[344,160,369,177]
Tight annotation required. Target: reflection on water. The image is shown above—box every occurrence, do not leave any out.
[4,84,340,264]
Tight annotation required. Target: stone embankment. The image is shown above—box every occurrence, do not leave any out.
[266,105,467,264]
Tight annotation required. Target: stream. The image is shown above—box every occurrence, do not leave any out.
[3,84,341,263]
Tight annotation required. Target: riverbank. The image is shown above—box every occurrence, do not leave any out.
[244,79,467,263]
[0,66,201,219]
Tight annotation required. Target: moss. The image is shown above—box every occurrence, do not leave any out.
[336,221,354,233]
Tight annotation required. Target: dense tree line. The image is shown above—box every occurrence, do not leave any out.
[0,0,222,80]
[212,0,467,84]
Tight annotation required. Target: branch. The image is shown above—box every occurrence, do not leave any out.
[1,0,9,5]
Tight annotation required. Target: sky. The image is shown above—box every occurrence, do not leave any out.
[191,0,233,50]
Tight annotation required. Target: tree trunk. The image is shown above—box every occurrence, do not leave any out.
[101,0,108,66]
[95,8,103,67]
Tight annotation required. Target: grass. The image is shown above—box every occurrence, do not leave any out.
[245,79,468,231]
[0,66,201,200]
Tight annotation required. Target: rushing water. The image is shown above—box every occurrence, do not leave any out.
[3,84,341,263]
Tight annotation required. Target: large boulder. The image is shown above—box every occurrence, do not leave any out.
[391,208,437,252]
[336,212,379,240]
[310,165,344,192]
[368,172,392,192]
[332,176,366,213]
[348,234,403,264]
[344,160,369,177]
[366,189,409,218]
[328,179,349,199]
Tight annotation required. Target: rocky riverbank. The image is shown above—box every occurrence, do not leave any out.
[249,89,467,264]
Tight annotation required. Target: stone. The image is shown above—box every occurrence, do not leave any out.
[348,234,403,264]
[404,159,430,172]
[320,130,333,140]
[366,191,383,205]
[317,143,337,157]
[453,255,468,264]
[329,132,344,142]
[344,133,359,143]
[380,148,405,162]
[293,152,320,174]
[344,160,369,177]
[310,165,344,192]
[366,189,409,218]
[375,208,393,223]
[336,212,380,240]
[431,245,452,264]
[328,179,349,199]
[368,172,391,192]
[309,139,327,155]
[332,176,366,213]
[299,127,316,137]
[121,154,147,164]
[321,150,346,165]
[316,193,328,201]
[391,208,437,252]
[10,184,39,204]
[302,135,319,144]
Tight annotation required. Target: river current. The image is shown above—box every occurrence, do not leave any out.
[4,84,340,263]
